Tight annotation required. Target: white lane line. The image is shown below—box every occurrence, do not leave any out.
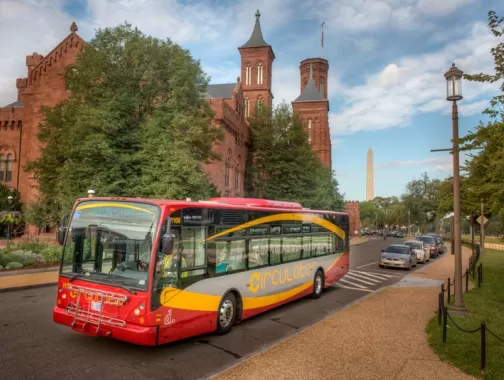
[334,283,373,292]
[356,261,379,269]
[349,270,392,280]
[345,272,381,284]
[339,278,368,289]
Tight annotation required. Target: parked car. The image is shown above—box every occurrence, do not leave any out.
[416,235,440,258]
[426,233,446,254]
[379,244,418,270]
[403,240,430,263]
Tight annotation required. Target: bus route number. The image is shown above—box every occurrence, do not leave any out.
[170,217,181,225]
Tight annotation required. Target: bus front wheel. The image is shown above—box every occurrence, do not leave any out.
[216,292,237,335]
[312,270,324,299]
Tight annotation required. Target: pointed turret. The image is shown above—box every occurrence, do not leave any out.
[293,63,325,102]
[240,10,270,48]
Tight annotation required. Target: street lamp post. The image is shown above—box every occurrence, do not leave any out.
[87,189,95,198]
[444,63,467,313]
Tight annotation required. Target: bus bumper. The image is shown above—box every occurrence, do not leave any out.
[53,307,158,346]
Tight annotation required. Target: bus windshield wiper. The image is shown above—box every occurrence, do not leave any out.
[68,271,85,282]
[100,275,138,295]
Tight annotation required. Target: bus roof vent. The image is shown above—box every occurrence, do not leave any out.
[208,197,303,210]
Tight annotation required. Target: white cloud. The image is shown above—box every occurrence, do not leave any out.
[377,151,472,174]
[306,0,475,32]
[0,0,296,105]
[330,21,500,136]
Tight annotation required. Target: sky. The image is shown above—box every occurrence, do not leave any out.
[0,0,502,202]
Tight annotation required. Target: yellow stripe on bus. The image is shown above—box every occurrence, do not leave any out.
[76,202,155,214]
[205,212,346,241]
[161,280,314,311]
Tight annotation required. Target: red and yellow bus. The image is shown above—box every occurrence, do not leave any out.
[53,197,350,346]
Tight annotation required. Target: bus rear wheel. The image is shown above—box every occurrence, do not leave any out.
[216,292,236,335]
[312,270,324,299]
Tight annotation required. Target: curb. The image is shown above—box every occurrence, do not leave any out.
[0,281,57,293]
[205,285,388,380]
[0,266,59,277]
[350,238,370,247]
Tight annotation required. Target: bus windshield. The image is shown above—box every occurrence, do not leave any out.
[60,200,161,292]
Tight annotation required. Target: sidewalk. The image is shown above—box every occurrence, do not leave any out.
[213,244,477,380]
[0,237,371,292]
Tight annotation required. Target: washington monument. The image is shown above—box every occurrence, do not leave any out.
[366,147,374,201]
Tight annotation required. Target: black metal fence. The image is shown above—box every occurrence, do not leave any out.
[436,243,504,371]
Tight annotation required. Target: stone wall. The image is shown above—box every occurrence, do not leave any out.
[344,201,361,237]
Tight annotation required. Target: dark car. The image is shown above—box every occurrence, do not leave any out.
[426,233,445,255]
[416,235,440,258]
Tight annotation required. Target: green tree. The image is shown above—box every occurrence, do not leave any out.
[247,102,343,210]
[460,10,504,214]
[26,23,221,219]
[359,200,379,228]
[401,172,441,230]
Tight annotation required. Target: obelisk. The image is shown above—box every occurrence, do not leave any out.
[366,147,374,201]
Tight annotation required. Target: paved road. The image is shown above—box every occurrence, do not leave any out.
[0,237,442,380]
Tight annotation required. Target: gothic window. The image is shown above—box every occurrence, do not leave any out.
[256,97,263,115]
[0,155,4,182]
[245,97,250,118]
[225,153,231,188]
[65,66,78,90]
[6,154,13,182]
[308,119,312,144]
[245,64,252,86]
[257,63,263,85]
[234,162,240,191]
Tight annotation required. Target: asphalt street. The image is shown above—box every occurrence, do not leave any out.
[0,237,440,380]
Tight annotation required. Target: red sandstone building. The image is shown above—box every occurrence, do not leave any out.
[0,12,360,236]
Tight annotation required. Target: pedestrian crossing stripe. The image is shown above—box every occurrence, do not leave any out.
[333,270,401,293]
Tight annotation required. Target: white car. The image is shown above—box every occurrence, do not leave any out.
[403,240,430,263]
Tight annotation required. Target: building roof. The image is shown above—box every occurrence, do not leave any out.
[204,83,236,99]
[293,63,325,103]
[3,100,24,108]
[240,10,270,48]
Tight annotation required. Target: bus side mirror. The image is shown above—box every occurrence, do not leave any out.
[57,214,70,245]
[162,234,175,255]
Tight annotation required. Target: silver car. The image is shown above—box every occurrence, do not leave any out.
[403,240,430,264]
[379,244,418,270]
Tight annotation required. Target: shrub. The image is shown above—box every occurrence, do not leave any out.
[0,239,61,267]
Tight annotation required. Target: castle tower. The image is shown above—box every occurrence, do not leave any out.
[366,147,374,201]
[238,10,275,119]
[292,60,331,169]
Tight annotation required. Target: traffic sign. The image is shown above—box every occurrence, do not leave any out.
[477,215,488,225]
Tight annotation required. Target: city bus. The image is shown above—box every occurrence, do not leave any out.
[53,197,350,346]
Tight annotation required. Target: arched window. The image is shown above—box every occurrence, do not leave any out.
[307,119,312,144]
[245,97,250,118]
[245,64,252,86]
[65,66,78,90]
[234,162,240,191]
[257,63,263,85]
[6,154,13,182]
[0,155,5,182]
[225,156,231,188]
[256,97,263,115]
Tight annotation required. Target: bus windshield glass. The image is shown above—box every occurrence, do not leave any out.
[60,200,161,291]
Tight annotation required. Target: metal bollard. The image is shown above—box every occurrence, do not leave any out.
[481,321,486,371]
[438,292,443,325]
[442,306,448,344]
[478,265,482,288]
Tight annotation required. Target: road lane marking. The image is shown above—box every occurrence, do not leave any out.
[349,270,392,280]
[346,272,381,283]
[334,283,373,292]
[356,261,379,269]
[344,274,379,286]
[351,270,402,279]
[338,279,368,289]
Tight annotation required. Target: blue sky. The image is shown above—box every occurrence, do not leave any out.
[0,0,502,201]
